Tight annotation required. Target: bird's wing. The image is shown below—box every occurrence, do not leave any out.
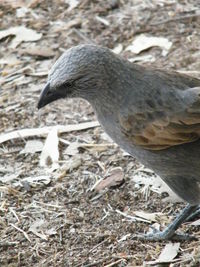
[118,87,200,150]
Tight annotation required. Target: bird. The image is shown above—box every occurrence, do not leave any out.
[38,44,200,241]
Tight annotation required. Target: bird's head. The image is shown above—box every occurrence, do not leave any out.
[37,44,112,109]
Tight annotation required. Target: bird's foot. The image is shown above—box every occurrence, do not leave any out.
[132,229,197,241]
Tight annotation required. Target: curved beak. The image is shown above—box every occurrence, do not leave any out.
[37,83,51,109]
[38,81,70,109]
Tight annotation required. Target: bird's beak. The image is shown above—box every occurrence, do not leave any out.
[37,82,51,109]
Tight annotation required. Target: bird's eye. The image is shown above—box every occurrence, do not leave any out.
[64,81,73,87]
[58,81,74,91]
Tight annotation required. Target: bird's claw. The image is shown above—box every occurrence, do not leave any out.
[132,231,197,242]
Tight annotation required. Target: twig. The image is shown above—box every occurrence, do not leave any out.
[73,29,95,44]
[9,207,20,222]
[75,255,136,267]
[151,12,200,26]
[177,70,200,75]
[115,209,151,223]
[88,237,109,253]
[104,259,124,267]
[79,257,111,267]
[0,121,100,144]
[10,223,31,243]
[34,201,63,209]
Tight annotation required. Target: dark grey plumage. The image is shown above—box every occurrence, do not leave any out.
[38,44,200,241]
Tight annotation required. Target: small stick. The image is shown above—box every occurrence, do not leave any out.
[151,12,200,26]
[10,223,31,243]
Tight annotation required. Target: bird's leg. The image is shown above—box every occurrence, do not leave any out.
[132,204,199,241]
[186,205,200,222]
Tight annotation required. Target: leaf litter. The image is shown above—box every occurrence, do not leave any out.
[1,0,200,266]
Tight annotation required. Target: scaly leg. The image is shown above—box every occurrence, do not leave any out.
[132,204,199,241]
[186,205,200,222]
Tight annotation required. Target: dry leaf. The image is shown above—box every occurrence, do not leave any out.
[126,34,172,56]
[157,243,180,263]
[40,128,59,171]
[146,243,180,265]
[0,26,42,48]
[20,140,43,154]
[94,167,124,192]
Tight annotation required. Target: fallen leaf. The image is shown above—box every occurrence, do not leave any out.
[20,140,43,154]
[94,167,124,192]
[157,243,180,263]
[146,242,180,265]
[0,26,42,48]
[126,34,172,56]
[40,128,59,171]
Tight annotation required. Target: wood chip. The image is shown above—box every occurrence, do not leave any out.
[94,167,124,192]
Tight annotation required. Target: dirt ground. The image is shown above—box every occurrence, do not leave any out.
[1,0,200,266]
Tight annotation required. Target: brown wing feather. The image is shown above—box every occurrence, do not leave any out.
[119,87,200,151]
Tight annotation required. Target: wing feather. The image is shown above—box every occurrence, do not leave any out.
[119,87,200,150]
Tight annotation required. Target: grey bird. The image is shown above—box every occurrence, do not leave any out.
[38,44,200,241]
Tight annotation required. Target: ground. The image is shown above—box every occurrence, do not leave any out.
[1,0,200,266]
